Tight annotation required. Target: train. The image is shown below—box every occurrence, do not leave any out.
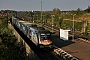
[11,17,53,49]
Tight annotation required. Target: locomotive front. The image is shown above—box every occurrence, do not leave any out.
[39,30,53,49]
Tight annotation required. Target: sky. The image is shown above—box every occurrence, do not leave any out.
[0,0,90,11]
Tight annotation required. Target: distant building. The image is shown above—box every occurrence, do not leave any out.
[0,13,7,16]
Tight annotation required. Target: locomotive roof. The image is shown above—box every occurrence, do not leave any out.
[23,22,32,24]
[18,21,25,22]
[22,22,37,27]
[31,27,50,34]
[30,27,45,30]
[38,30,50,33]
[37,27,45,30]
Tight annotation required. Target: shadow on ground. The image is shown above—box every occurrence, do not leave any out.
[51,34,75,48]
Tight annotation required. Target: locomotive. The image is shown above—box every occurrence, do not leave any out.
[12,17,53,49]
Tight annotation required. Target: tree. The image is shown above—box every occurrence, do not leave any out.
[84,6,90,13]
[52,8,61,15]
[0,15,27,60]
[79,13,90,33]
[76,8,83,16]
[58,17,63,28]
[0,28,26,60]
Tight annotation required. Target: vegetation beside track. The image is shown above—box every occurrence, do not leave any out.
[0,16,38,60]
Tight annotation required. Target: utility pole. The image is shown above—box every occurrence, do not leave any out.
[43,15,45,23]
[32,10,34,23]
[51,15,55,31]
[71,14,76,40]
[37,15,38,20]
[7,10,8,27]
[33,15,34,23]
[41,1,43,26]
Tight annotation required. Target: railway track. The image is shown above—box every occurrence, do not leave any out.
[12,24,63,60]
[37,50,62,60]
[38,23,59,32]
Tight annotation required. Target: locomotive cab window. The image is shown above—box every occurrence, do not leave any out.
[40,33,51,40]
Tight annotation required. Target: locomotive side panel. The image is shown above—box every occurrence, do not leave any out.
[31,33,39,45]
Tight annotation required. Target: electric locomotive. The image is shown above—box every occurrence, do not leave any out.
[29,27,53,49]
[12,17,53,49]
